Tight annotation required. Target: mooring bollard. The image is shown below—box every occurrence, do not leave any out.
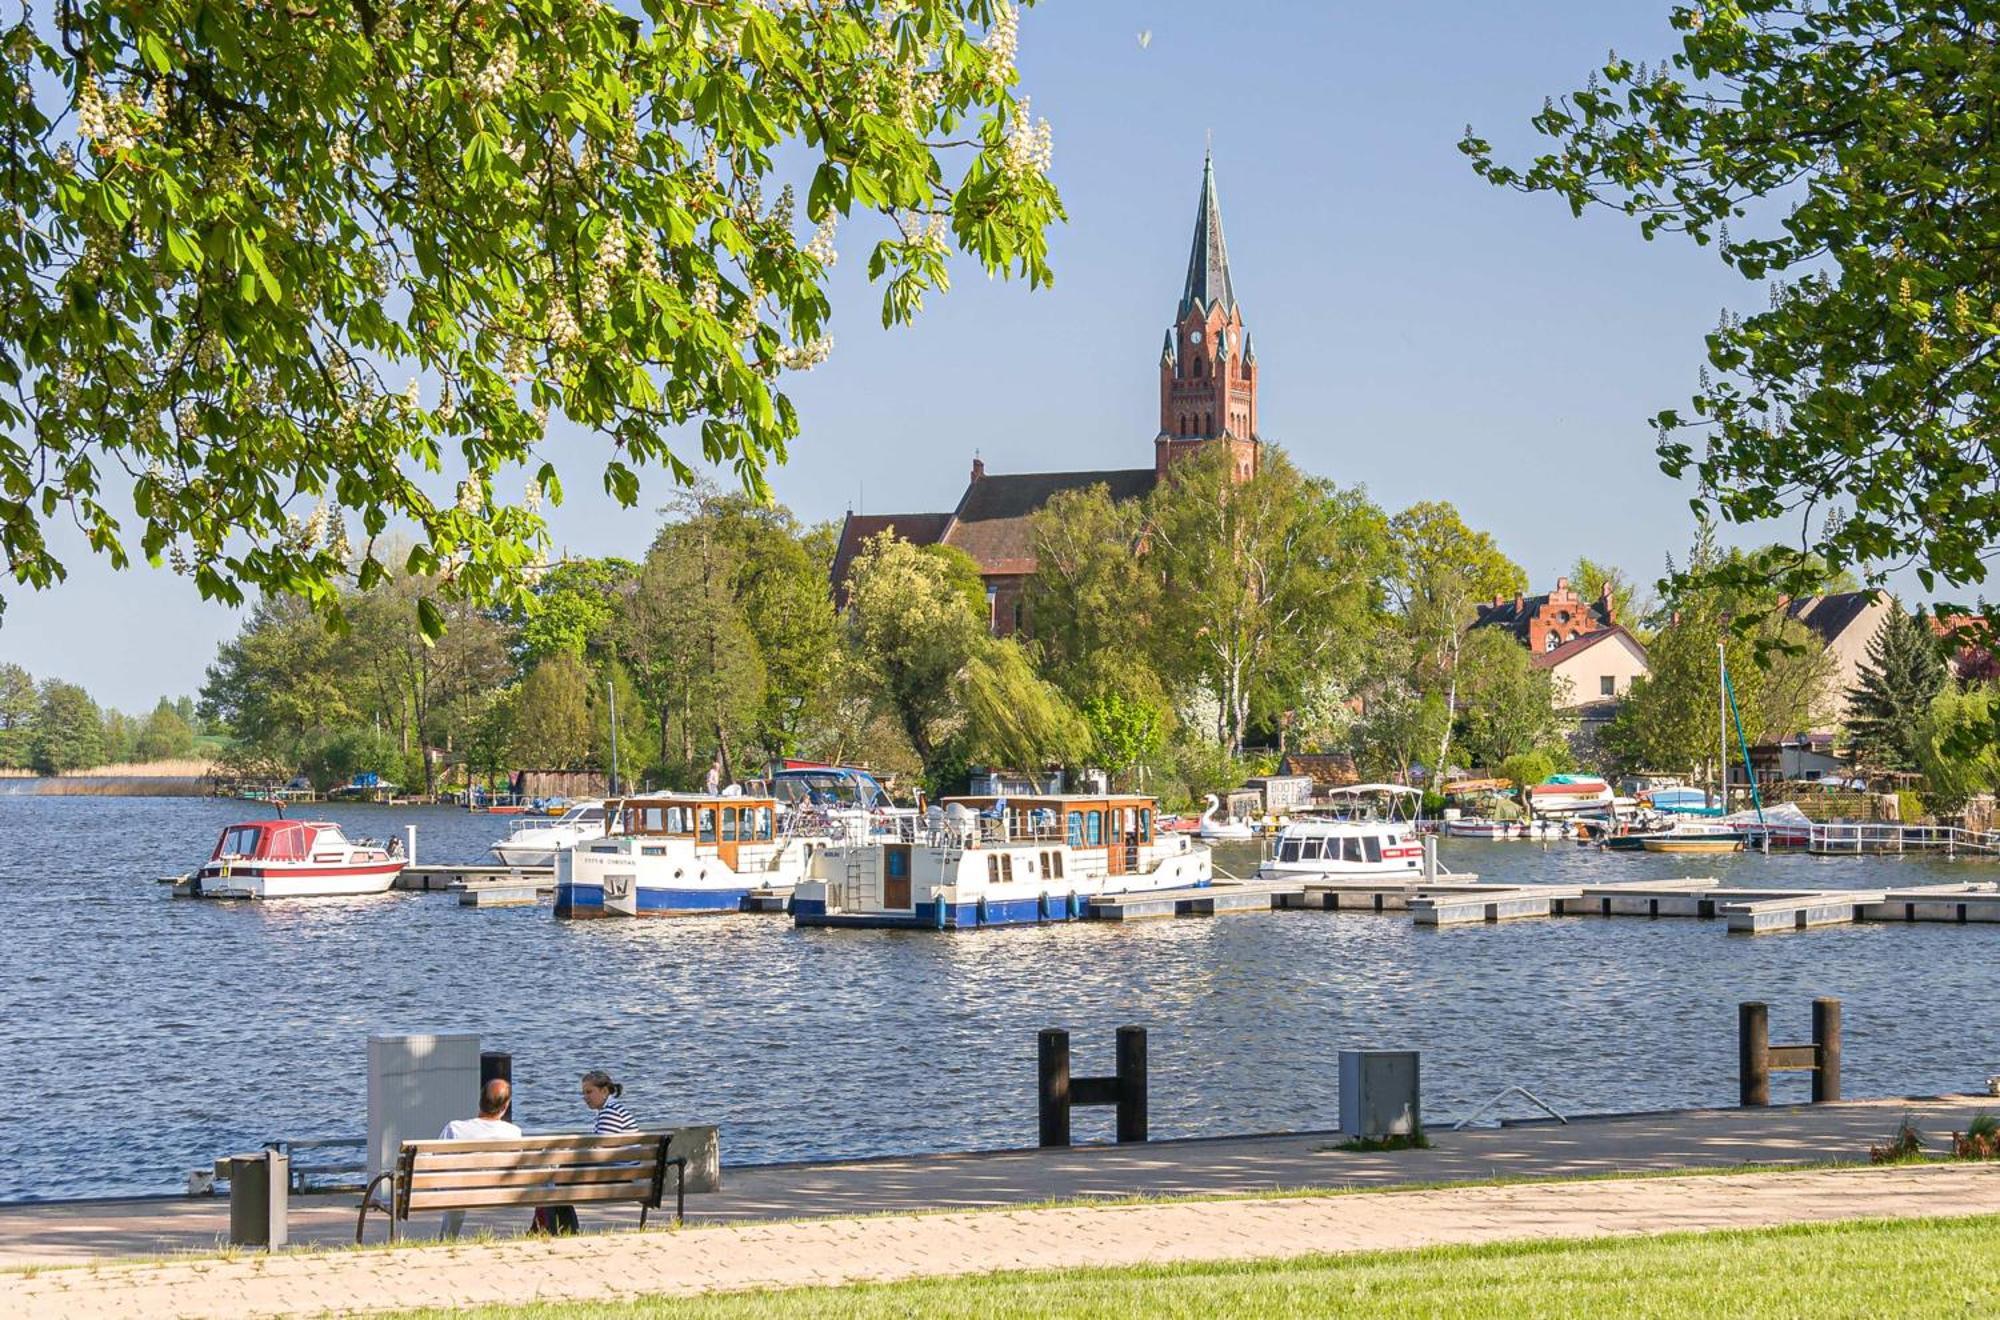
[1038,1026,1148,1147]
[1739,998,1841,1106]
[481,1050,513,1121]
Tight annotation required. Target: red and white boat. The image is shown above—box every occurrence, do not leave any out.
[1524,777,1615,816]
[178,819,406,899]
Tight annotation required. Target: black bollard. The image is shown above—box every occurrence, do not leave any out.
[481,1050,514,1122]
[1812,998,1842,1103]
[1115,1026,1148,1144]
[1739,1002,1770,1107]
[1038,1029,1071,1147]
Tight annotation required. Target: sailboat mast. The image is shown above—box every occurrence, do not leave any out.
[1717,641,1728,811]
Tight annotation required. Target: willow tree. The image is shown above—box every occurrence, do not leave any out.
[1463,5,2000,611]
[0,1,1060,630]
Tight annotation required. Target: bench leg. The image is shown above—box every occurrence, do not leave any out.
[356,1172,394,1245]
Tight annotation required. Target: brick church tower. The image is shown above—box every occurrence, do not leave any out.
[1156,151,1261,480]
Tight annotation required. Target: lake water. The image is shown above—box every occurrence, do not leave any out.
[3,793,1996,1200]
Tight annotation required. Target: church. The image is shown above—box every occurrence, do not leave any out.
[830,152,1265,635]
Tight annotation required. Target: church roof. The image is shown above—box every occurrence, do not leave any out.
[1178,151,1236,320]
[830,512,953,602]
[943,469,1158,577]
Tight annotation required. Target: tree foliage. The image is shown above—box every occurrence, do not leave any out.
[0,662,37,768]
[31,678,104,773]
[512,652,594,769]
[1,0,1061,630]
[1149,448,1389,755]
[1917,685,2000,817]
[1847,605,1949,772]
[1464,4,2000,607]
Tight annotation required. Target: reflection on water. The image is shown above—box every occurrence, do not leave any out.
[2,797,1996,1199]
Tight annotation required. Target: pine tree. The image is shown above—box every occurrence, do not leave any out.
[1846,607,1948,771]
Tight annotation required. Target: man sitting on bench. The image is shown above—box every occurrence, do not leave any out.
[437,1078,521,1239]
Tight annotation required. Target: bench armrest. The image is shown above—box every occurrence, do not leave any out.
[355,1171,396,1245]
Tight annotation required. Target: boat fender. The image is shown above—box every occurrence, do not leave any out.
[976,895,989,926]
[1038,891,1050,922]
[1066,890,1081,920]
[933,893,948,929]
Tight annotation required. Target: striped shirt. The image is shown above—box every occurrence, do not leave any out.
[594,1098,637,1135]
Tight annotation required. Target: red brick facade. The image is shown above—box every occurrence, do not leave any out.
[1475,576,1617,655]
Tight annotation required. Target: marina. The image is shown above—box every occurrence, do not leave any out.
[10,796,2000,1204]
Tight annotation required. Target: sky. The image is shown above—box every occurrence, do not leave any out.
[5,1,1781,711]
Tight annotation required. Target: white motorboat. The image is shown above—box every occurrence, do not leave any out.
[178,819,406,899]
[793,794,1211,929]
[1524,776,1615,816]
[490,799,610,868]
[1197,793,1257,841]
[1256,785,1431,880]
[555,793,827,918]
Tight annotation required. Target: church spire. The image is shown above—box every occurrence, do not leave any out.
[1178,150,1236,320]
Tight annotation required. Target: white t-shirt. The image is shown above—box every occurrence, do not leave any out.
[439,1116,522,1141]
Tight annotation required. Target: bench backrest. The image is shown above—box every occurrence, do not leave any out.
[393,1133,673,1219]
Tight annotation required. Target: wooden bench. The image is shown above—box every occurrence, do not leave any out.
[356,1133,686,1242]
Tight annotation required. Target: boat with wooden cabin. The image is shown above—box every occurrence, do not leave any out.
[792,794,1212,930]
[554,793,827,918]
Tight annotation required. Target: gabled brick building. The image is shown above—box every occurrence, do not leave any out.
[830,152,1263,634]
[1473,576,1619,655]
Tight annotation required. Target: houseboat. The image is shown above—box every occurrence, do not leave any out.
[554,793,825,918]
[490,799,609,868]
[177,819,406,899]
[1257,785,1432,880]
[792,794,1211,929]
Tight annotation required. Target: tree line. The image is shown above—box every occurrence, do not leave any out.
[0,664,203,774]
[190,447,1625,805]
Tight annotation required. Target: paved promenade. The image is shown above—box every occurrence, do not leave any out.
[4,1096,1998,1316]
[1,1093,1989,1266]
[8,1162,2000,1318]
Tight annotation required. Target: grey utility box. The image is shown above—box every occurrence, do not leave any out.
[368,1032,481,1180]
[1339,1049,1421,1140]
[215,1150,288,1248]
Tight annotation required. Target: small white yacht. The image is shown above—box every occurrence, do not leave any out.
[1256,785,1430,881]
[555,793,824,918]
[793,794,1211,930]
[490,800,610,868]
[178,819,406,899]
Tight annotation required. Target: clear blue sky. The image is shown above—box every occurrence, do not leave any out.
[8,2,1776,711]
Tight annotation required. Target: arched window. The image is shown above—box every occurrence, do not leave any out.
[1179,414,1188,435]
[1205,412,1214,433]
[1194,358,1205,379]
[1545,634,1559,653]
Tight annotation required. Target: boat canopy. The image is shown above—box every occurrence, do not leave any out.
[771,765,893,809]
[211,820,345,861]
[1325,784,1424,798]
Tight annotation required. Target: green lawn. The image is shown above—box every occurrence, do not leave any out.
[416,1212,2000,1318]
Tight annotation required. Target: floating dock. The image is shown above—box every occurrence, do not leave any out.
[395,864,554,893]
[1079,875,2000,938]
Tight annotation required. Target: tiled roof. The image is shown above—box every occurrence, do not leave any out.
[942,469,1158,577]
[1784,591,1881,644]
[829,511,951,601]
[1276,752,1360,788]
[1531,625,1647,671]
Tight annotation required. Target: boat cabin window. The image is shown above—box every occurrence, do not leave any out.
[751,806,773,840]
[1364,836,1383,863]
[1138,808,1152,843]
[698,808,717,843]
[1086,811,1103,847]
[1001,854,1013,882]
[721,808,738,843]
[1277,837,1301,863]
[218,826,262,858]
[1300,836,1325,862]
[1067,812,1083,847]
[987,855,1000,884]
[1342,837,1365,864]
